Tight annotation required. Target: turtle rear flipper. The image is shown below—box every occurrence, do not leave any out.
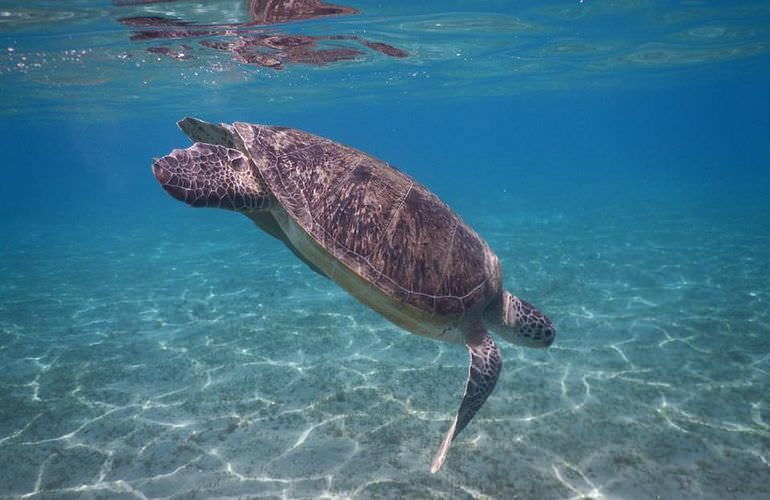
[152,142,271,212]
[431,331,501,473]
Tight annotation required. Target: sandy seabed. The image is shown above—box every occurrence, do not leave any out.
[1,190,768,499]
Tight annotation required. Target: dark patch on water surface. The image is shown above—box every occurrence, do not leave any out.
[147,45,193,60]
[117,16,192,27]
[115,0,407,69]
[113,0,180,5]
[246,0,358,25]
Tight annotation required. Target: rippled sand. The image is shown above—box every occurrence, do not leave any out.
[1,184,768,498]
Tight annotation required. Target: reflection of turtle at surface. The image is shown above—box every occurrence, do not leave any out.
[201,36,368,70]
[246,0,358,24]
[116,0,407,69]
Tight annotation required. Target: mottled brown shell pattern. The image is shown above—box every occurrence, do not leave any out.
[235,122,501,317]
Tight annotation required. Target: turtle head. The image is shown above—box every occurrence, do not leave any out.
[486,291,555,348]
[152,118,270,212]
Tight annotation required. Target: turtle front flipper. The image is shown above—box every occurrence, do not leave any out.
[152,142,271,212]
[177,117,244,150]
[431,331,502,473]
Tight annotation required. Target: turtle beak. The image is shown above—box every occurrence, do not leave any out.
[152,155,189,204]
[152,158,171,185]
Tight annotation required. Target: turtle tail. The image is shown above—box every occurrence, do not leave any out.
[152,142,271,212]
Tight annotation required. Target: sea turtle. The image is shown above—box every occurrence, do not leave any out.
[151,118,555,472]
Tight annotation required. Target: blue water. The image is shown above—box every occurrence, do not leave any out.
[2,1,770,498]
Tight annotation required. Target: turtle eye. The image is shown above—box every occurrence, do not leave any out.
[543,326,555,346]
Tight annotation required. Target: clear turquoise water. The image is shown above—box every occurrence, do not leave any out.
[1,1,769,498]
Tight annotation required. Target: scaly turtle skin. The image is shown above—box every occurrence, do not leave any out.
[152,117,556,472]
